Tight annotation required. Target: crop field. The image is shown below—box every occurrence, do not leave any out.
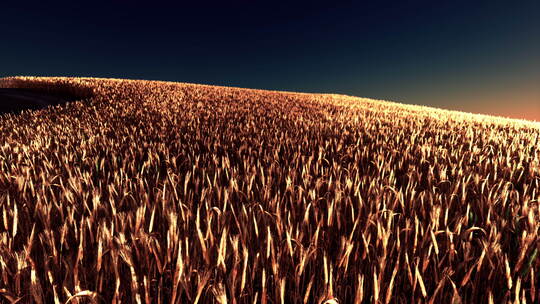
[0,76,538,303]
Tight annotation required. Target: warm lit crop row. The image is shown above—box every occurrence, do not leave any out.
[0,76,538,303]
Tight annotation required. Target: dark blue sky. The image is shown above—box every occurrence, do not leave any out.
[1,1,539,120]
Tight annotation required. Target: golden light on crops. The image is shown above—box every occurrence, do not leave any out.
[0,76,539,303]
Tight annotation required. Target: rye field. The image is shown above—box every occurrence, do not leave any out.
[0,77,538,303]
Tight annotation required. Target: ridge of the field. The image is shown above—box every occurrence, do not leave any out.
[0,76,539,303]
[1,76,539,127]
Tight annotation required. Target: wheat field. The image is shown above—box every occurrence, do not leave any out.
[0,77,538,303]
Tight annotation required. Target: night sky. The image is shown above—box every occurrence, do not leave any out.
[1,1,539,121]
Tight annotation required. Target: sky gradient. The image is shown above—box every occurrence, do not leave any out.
[1,1,539,121]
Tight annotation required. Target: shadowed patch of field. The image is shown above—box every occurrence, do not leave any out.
[0,88,81,115]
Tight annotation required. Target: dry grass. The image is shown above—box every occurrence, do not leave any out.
[0,76,538,303]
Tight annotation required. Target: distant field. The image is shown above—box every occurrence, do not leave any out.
[0,77,538,303]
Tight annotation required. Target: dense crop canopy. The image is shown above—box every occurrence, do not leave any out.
[0,77,539,303]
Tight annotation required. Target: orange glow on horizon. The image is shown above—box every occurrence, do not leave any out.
[424,83,540,122]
